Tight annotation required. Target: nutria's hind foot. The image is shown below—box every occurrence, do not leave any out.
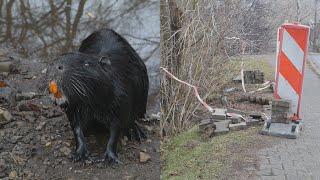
[103,123,122,165]
[71,147,90,162]
[104,151,123,165]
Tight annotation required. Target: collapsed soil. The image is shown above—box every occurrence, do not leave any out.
[0,56,160,179]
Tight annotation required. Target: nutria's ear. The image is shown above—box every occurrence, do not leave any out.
[99,56,111,66]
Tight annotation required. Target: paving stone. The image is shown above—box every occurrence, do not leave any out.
[229,122,247,131]
[199,119,214,131]
[252,59,320,179]
[229,116,242,124]
[214,120,230,135]
[212,108,227,120]
[246,118,261,126]
[284,174,299,180]
[233,75,242,83]
[199,119,216,138]
[271,99,291,108]
[0,61,12,73]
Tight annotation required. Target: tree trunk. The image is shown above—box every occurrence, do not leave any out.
[5,0,15,41]
[64,0,86,51]
[167,0,183,74]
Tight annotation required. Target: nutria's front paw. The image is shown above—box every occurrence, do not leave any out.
[126,124,147,142]
[133,124,147,142]
[71,147,89,162]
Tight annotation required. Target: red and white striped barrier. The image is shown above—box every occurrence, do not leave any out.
[274,23,310,120]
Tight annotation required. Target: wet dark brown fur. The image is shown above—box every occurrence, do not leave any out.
[55,29,149,163]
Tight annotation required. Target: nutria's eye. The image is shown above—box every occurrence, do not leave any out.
[57,65,63,70]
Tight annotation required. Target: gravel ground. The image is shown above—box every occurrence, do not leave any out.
[0,54,160,180]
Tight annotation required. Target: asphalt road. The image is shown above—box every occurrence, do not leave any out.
[256,54,320,179]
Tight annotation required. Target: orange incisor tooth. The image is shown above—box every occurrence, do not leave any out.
[49,81,62,98]
[49,81,58,94]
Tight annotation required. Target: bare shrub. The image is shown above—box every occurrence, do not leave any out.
[160,0,282,137]
[0,0,157,58]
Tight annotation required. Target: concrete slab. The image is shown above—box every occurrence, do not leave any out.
[199,119,215,132]
[214,120,230,135]
[199,119,216,138]
[0,61,12,73]
[212,108,227,120]
[229,122,247,131]
[229,116,242,124]
[246,118,262,126]
[271,99,291,108]
[260,121,303,139]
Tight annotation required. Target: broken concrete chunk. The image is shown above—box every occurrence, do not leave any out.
[229,116,242,124]
[237,94,271,105]
[0,61,12,73]
[271,114,290,124]
[271,99,291,124]
[246,118,262,126]
[214,120,230,135]
[229,122,247,131]
[243,70,264,84]
[233,70,265,84]
[263,105,271,111]
[271,99,291,108]
[223,87,238,94]
[199,119,214,131]
[15,92,37,101]
[212,108,227,120]
[0,108,12,122]
[139,152,151,163]
[233,75,242,83]
[199,119,216,138]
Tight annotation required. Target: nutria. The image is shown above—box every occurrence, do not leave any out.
[52,29,149,164]
[79,29,149,122]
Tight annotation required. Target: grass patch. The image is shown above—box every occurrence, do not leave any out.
[161,56,274,179]
[161,126,262,180]
[230,57,275,81]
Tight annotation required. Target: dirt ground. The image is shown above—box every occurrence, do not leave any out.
[0,54,160,179]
